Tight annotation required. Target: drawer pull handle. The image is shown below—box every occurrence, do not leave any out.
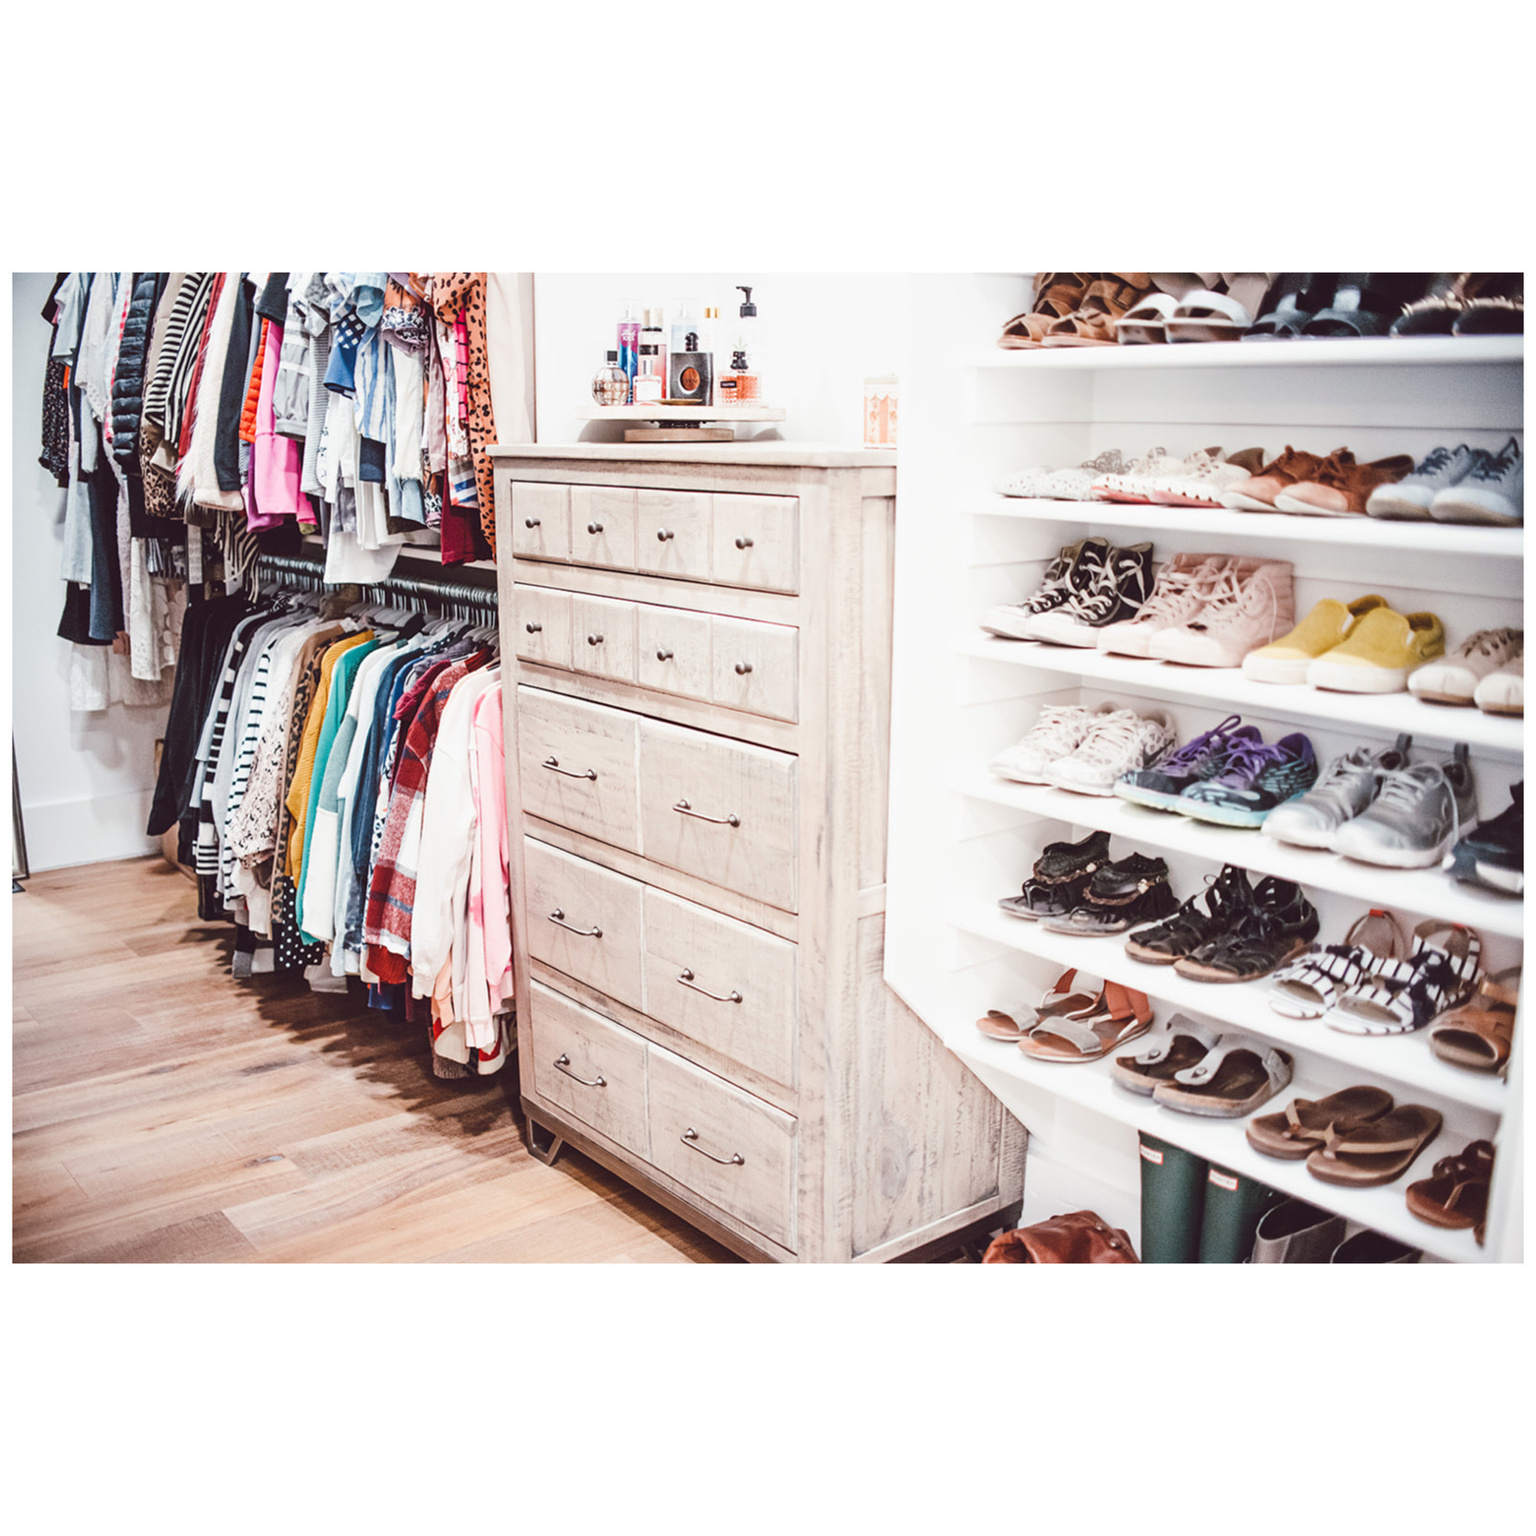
[586,633,604,646]
[656,528,675,542]
[673,798,739,828]
[553,1053,606,1088]
[655,648,674,661]
[587,521,604,534]
[524,517,540,528]
[734,536,754,550]
[682,1128,745,1167]
[734,661,753,675]
[525,622,542,633]
[542,756,597,781]
[549,908,602,938]
[678,968,742,1004]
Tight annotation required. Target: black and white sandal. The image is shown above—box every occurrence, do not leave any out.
[1328,920,1482,1035]
[1269,910,1407,1021]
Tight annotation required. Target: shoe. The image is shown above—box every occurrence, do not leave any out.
[1112,291,1180,345]
[1300,273,1432,338]
[1218,445,1328,511]
[1197,1163,1283,1264]
[1150,1033,1294,1117]
[1115,715,1260,811]
[1430,436,1523,525]
[1097,554,1233,659]
[1246,1086,1396,1160]
[1270,909,1408,1020]
[1114,446,1231,504]
[1033,827,1113,884]
[1016,980,1153,1062]
[1305,607,1445,694]
[1333,746,1477,869]
[1452,275,1524,337]
[975,969,1103,1039]
[1028,542,1154,645]
[1249,1199,1347,1263]
[1329,1231,1420,1263]
[1041,852,1178,936]
[1089,446,1172,503]
[1178,732,1319,828]
[1410,627,1523,706]
[1261,735,1412,850]
[989,703,1111,783]
[1149,558,1295,669]
[995,448,1125,500]
[1124,863,1252,964]
[1137,1131,1209,1264]
[1329,919,1482,1036]
[1044,708,1176,796]
[1406,1139,1495,1247]
[1145,448,1267,507]
[996,272,1091,349]
[979,537,1108,639]
[1389,273,1477,337]
[1430,968,1519,1076]
[1112,1014,1222,1093]
[1041,274,1154,347]
[1448,783,1522,895]
[1242,595,1390,685]
[1474,648,1523,716]
[1174,877,1319,983]
[1243,273,1337,340]
[1273,450,1415,516]
[1164,275,1273,342]
[1366,444,1479,521]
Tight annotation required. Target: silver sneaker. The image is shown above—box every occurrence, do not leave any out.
[1262,735,1411,850]
[1334,746,1478,869]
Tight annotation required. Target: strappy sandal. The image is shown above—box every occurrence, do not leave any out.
[1406,1139,1495,1244]
[1110,1014,1220,1095]
[997,272,1091,349]
[1150,1034,1294,1118]
[1305,1104,1443,1188]
[975,968,1101,1041]
[1269,910,1407,1020]
[1114,292,1180,345]
[998,874,1088,921]
[1245,1086,1396,1161]
[1042,274,1153,348]
[1430,968,1519,1075]
[1328,920,1482,1036]
[1018,980,1152,1063]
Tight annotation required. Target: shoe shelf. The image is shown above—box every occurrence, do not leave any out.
[948,895,1509,1116]
[957,633,1527,759]
[948,762,1526,942]
[971,335,1524,373]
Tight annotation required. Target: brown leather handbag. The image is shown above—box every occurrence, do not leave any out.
[982,1210,1139,1263]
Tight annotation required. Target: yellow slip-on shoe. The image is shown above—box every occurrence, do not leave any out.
[1306,608,1446,695]
[1242,595,1390,685]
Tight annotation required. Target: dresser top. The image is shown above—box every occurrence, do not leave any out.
[488,442,897,470]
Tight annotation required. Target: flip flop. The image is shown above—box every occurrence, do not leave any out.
[1018,981,1152,1062]
[1405,1139,1495,1244]
[1305,1104,1444,1188]
[975,968,1101,1042]
[1245,1086,1396,1160]
[1150,1034,1293,1118]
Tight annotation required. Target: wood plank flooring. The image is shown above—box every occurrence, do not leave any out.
[12,856,735,1264]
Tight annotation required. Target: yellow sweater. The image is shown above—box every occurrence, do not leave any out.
[284,631,372,878]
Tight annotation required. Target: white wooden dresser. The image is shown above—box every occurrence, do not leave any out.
[490,442,1023,1262]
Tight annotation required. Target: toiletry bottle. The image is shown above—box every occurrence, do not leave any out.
[732,285,761,401]
[633,337,665,405]
[593,350,628,406]
[670,298,697,364]
[640,308,667,402]
[668,331,713,406]
[617,300,640,404]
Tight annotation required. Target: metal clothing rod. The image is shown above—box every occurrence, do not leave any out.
[251,550,498,609]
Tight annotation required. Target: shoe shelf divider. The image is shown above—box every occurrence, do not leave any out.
[883,275,1524,1262]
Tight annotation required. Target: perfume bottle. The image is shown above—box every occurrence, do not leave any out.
[668,332,713,405]
[633,340,664,405]
[592,350,628,406]
[640,308,667,399]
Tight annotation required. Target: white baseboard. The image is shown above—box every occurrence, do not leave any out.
[20,789,160,872]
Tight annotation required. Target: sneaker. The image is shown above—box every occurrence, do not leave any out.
[1124,864,1253,964]
[1273,451,1415,516]
[1097,554,1233,659]
[1115,715,1261,811]
[1149,558,1295,668]
[1410,627,1523,706]
[1449,783,1522,896]
[1028,542,1154,645]
[1089,446,1170,503]
[1042,852,1178,935]
[1474,647,1523,716]
[1045,708,1176,796]
[1367,444,1479,521]
[1334,747,1477,869]
[1219,446,1329,512]
[1035,449,1131,502]
[979,537,1109,639]
[1430,436,1523,526]
[1242,595,1390,685]
[1146,447,1266,507]
[989,702,1109,784]
[1174,877,1320,983]
[1179,732,1320,828]
[1262,735,1413,850]
[1306,606,1445,694]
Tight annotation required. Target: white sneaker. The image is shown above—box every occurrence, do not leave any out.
[1045,708,1177,796]
[1410,628,1523,706]
[1474,648,1523,716]
[989,704,1107,784]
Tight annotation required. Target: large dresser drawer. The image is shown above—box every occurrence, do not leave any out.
[528,983,649,1157]
[517,687,640,852]
[524,839,645,1011]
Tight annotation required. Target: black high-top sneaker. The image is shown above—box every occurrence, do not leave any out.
[1174,877,1320,983]
[979,537,1110,639]
[1028,542,1156,647]
[1124,863,1254,965]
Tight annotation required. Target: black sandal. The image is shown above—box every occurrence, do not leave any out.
[1243,273,1334,340]
[1302,274,1431,339]
[1042,852,1177,937]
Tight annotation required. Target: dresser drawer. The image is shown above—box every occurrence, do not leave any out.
[710,617,798,723]
[517,688,640,852]
[571,594,637,685]
[642,887,797,1087]
[636,604,713,702]
[528,983,649,1157]
[710,493,799,593]
[636,488,712,581]
[569,485,637,572]
[516,586,572,671]
[525,839,645,1011]
[646,1045,797,1249]
[637,720,799,911]
[511,482,569,562]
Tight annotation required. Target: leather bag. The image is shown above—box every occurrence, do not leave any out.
[982,1210,1139,1263]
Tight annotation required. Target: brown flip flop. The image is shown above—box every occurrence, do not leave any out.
[1246,1086,1396,1161]
[1018,981,1152,1063]
[1306,1104,1444,1188]
[1406,1139,1495,1244]
[1429,968,1519,1075]
[1149,1034,1293,1118]
[975,969,1101,1042]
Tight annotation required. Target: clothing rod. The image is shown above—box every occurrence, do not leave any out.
[252,550,498,607]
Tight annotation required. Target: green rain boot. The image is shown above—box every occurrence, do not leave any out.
[1138,1132,1207,1263]
[1198,1162,1283,1263]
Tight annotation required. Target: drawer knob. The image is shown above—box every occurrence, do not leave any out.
[586,633,604,646]
[734,661,753,675]
[655,648,674,662]
[681,1128,745,1167]
[656,528,675,542]
[524,517,540,528]
[542,755,597,781]
[678,968,743,1004]
[587,521,604,534]
[525,622,542,634]
[548,907,602,938]
[553,1052,606,1088]
[734,536,754,550]
[673,797,740,828]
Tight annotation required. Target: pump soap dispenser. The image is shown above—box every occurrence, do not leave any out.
[729,285,761,403]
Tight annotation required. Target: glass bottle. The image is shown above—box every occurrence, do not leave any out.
[592,350,628,406]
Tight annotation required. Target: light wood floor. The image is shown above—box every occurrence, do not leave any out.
[12,856,736,1263]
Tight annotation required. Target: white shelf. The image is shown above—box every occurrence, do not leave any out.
[958,633,1527,759]
[299,533,496,572]
[950,763,1525,941]
[573,404,786,422]
[950,896,1509,1116]
[969,494,1526,559]
[973,335,1524,371]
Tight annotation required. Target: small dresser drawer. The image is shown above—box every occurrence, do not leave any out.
[511,482,569,562]
[642,888,797,1087]
[646,1045,797,1250]
[569,485,637,572]
[528,983,649,1157]
[636,605,713,702]
[710,616,798,723]
[637,720,799,911]
[710,493,799,593]
[636,489,712,581]
[517,687,640,852]
[525,839,645,1011]
[571,594,637,685]
[516,586,572,671]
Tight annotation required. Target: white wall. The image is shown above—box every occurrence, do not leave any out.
[11,272,167,871]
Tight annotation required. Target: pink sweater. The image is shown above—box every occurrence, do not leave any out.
[251,320,312,528]
[472,683,513,1022]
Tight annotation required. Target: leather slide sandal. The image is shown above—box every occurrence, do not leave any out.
[997,273,1090,349]
[1150,1034,1293,1117]
[1111,1013,1220,1095]
[975,968,1100,1042]
[1165,289,1257,343]
[1245,1086,1396,1160]
[1114,292,1179,345]
[1305,1104,1443,1188]
[1429,967,1519,1075]
[1018,980,1152,1062]
[1406,1139,1495,1245]
[1042,274,1153,348]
